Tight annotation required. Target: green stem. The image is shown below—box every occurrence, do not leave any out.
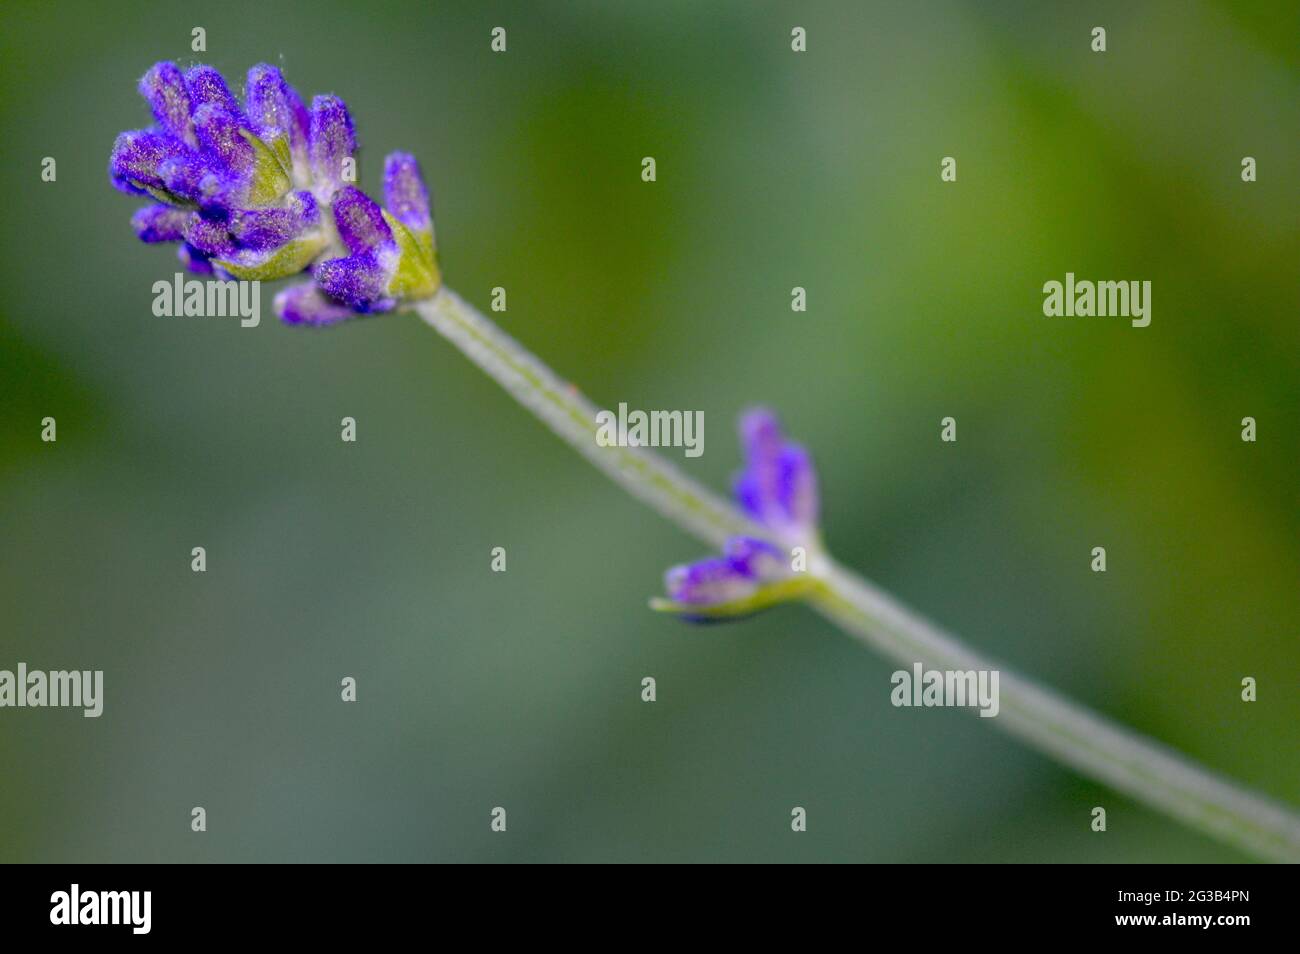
[413,286,1300,862]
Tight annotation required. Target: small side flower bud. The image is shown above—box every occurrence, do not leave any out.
[653,412,823,623]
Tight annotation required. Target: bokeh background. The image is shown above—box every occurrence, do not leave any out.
[1,0,1296,862]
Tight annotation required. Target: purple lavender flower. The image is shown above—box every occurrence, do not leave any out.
[662,536,788,610]
[109,62,440,325]
[733,407,819,534]
[654,410,821,622]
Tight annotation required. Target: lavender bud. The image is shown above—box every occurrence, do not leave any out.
[331,186,393,254]
[192,103,254,177]
[245,64,310,166]
[139,62,195,147]
[275,283,360,327]
[183,65,241,118]
[308,95,356,196]
[131,204,192,243]
[383,152,432,235]
[313,249,397,312]
[108,129,186,194]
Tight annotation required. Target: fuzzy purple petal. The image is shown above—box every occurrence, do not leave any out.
[308,95,356,193]
[156,156,204,193]
[182,213,236,257]
[227,208,297,251]
[158,155,241,211]
[228,190,318,250]
[383,152,431,233]
[131,204,191,242]
[109,129,187,193]
[331,186,392,254]
[139,62,194,146]
[245,64,309,158]
[313,251,395,311]
[192,103,254,176]
[275,283,359,327]
[664,557,759,606]
[183,65,241,119]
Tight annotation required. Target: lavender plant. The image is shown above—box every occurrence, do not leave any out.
[110,63,1300,861]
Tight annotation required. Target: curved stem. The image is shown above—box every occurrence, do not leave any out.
[812,564,1300,862]
[413,286,1300,862]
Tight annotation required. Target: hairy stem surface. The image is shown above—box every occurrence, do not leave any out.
[413,287,1300,862]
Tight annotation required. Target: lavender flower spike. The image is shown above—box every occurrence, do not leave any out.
[109,62,441,324]
[652,411,822,622]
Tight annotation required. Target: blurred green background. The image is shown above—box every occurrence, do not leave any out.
[1,0,1296,862]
